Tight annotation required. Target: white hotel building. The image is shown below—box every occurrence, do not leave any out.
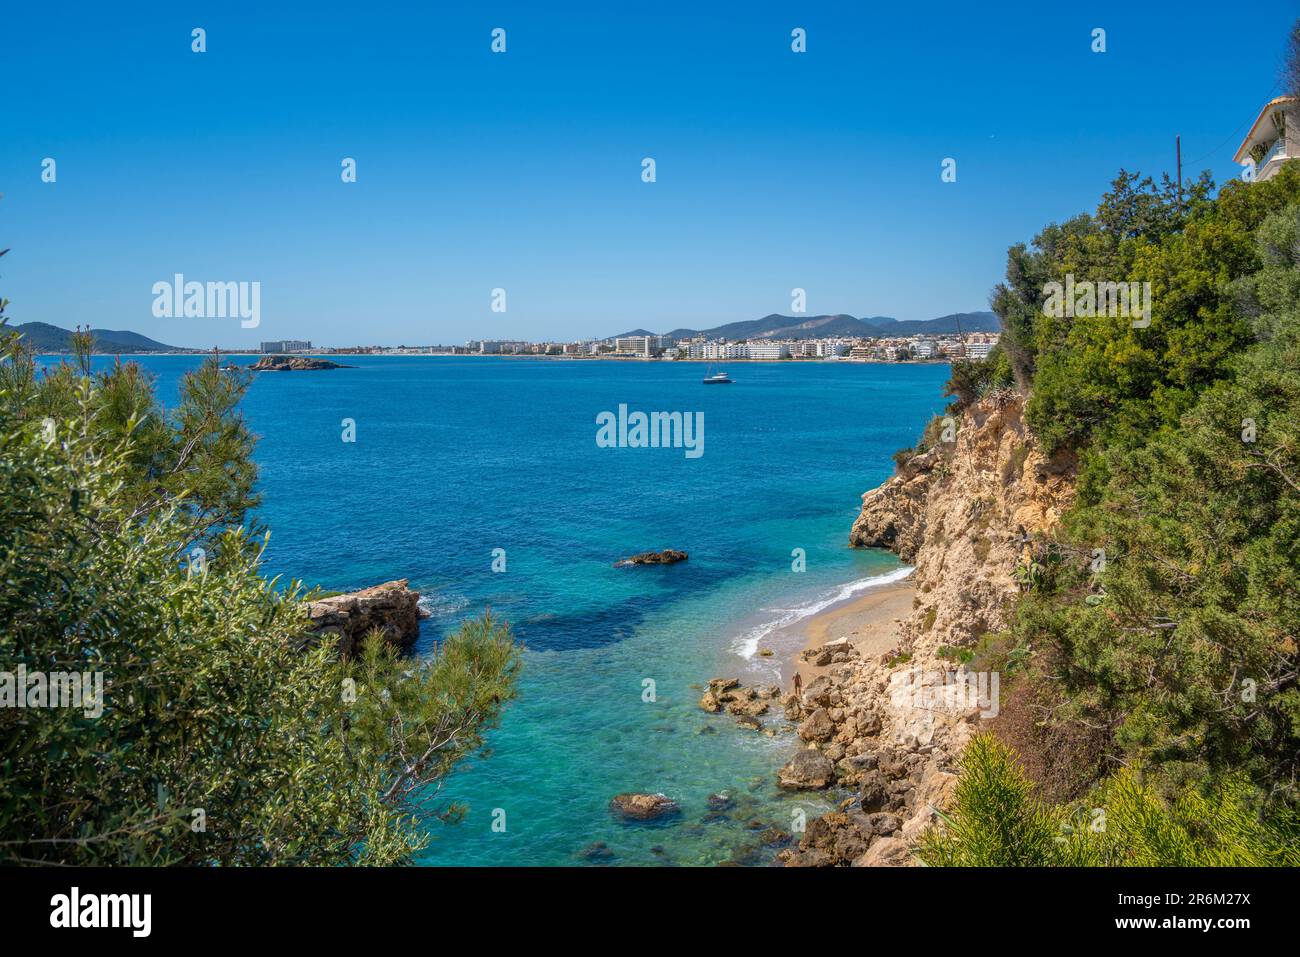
[1234,96,1297,183]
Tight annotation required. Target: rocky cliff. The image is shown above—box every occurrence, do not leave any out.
[779,393,1075,866]
[305,579,423,656]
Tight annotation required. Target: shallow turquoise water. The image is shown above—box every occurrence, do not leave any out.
[70,354,949,865]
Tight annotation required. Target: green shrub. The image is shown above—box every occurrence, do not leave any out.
[919,735,1062,866]
[920,736,1299,866]
[943,344,1014,413]
[0,332,520,864]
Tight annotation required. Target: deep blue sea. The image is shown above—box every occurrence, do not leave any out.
[67,355,949,866]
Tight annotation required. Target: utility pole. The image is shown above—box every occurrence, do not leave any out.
[1176,135,1183,207]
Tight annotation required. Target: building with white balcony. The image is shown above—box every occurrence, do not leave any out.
[260,339,312,353]
[614,335,672,356]
[1234,96,1298,182]
[747,341,791,360]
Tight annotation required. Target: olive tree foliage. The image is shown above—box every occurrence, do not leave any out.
[0,317,519,864]
[1,326,260,549]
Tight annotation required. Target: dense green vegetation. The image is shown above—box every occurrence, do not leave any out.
[0,305,520,864]
[920,736,1300,866]
[926,94,1300,862]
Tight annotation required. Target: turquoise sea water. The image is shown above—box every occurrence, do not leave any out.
[70,355,949,866]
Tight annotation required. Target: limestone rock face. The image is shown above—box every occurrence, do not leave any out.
[848,447,939,561]
[852,395,1074,659]
[306,579,421,655]
[782,395,1076,867]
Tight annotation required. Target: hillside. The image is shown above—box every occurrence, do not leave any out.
[612,310,998,342]
[13,322,183,353]
[782,163,1300,867]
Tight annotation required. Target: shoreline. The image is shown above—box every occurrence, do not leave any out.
[37,352,956,367]
[786,578,914,692]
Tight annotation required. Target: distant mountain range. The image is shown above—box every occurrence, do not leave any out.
[12,311,999,354]
[608,311,999,342]
[11,322,184,354]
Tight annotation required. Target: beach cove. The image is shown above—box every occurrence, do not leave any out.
[64,353,949,866]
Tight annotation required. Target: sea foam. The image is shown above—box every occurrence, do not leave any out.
[730,566,915,661]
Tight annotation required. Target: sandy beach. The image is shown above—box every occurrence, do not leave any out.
[787,580,914,691]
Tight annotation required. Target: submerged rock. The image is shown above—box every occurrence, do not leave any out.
[577,841,616,863]
[706,792,734,812]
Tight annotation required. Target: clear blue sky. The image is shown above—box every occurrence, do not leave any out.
[3,1,1295,348]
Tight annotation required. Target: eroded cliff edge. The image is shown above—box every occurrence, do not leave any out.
[780,393,1075,866]
[306,579,423,655]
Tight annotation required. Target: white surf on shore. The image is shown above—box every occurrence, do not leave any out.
[730,566,915,662]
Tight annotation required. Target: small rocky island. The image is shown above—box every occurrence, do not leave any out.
[250,355,352,371]
[615,549,688,567]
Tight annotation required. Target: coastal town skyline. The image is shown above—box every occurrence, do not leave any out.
[14,313,1001,361]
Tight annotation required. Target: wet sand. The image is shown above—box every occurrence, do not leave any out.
[788,581,914,691]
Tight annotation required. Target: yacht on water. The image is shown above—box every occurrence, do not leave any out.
[702,368,733,384]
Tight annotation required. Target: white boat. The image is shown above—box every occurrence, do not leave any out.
[702,369,733,384]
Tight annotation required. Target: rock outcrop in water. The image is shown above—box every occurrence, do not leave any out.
[699,678,780,729]
[780,394,1076,866]
[609,792,681,821]
[250,355,351,371]
[618,549,688,566]
[305,579,422,656]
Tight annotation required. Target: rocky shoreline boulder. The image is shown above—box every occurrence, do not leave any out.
[306,579,422,656]
[777,748,835,790]
[698,678,780,729]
